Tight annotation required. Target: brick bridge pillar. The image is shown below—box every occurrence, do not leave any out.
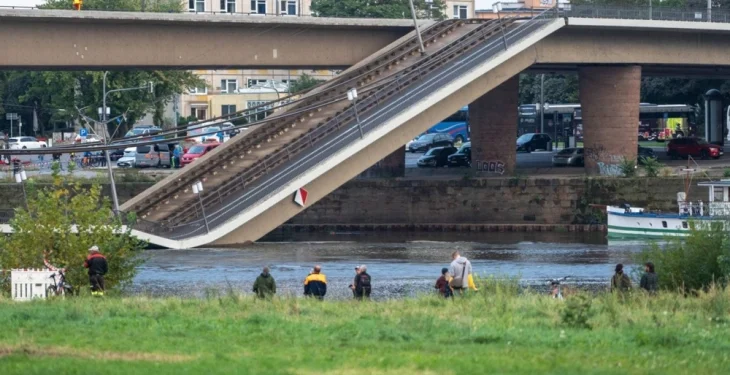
[469,75,519,175]
[366,147,405,177]
[579,66,641,175]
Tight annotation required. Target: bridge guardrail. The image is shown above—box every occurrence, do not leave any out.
[563,5,730,23]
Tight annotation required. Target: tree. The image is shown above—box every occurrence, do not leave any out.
[290,74,325,94]
[312,0,447,20]
[0,165,146,294]
[519,73,579,105]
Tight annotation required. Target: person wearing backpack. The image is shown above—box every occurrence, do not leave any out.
[354,265,371,300]
[449,251,472,295]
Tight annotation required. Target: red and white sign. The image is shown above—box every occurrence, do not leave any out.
[293,188,308,207]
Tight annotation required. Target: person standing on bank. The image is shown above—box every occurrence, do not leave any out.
[354,265,372,300]
[611,263,632,293]
[253,266,276,299]
[304,265,327,300]
[84,245,108,296]
[349,266,360,297]
[640,262,658,293]
[449,251,472,295]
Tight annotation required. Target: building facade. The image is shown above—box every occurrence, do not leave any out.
[187,0,314,15]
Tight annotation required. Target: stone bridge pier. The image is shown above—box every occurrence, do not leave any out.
[579,65,641,175]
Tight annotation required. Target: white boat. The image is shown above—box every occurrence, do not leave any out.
[607,179,730,239]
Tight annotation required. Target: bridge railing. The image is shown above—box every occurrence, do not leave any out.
[564,5,730,24]
[151,8,563,240]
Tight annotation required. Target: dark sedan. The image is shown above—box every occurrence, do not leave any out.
[408,133,454,153]
[417,146,458,168]
[447,142,471,167]
[637,146,656,163]
[516,133,551,153]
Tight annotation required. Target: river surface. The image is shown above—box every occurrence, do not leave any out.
[132,231,648,300]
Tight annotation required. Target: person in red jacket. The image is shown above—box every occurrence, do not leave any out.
[84,245,108,296]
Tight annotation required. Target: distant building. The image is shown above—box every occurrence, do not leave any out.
[186,0,314,15]
[475,0,569,19]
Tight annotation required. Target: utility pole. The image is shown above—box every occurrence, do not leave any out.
[540,74,545,134]
[708,0,712,22]
[408,0,426,55]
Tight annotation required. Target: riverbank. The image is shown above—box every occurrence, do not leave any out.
[1,289,729,374]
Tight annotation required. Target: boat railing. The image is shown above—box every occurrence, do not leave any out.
[678,201,730,217]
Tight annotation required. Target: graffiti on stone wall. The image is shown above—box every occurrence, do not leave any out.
[585,143,624,176]
[476,160,506,175]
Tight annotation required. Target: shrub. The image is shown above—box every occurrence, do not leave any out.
[0,168,146,294]
[619,158,637,177]
[641,157,663,177]
[724,168,730,178]
[659,167,674,177]
[636,222,730,291]
[561,293,594,329]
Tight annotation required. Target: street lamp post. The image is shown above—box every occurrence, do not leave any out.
[100,72,154,216]
[14,167,28,210]
[347,88,364,138]
[493,2,508,50]
[192,181,210,233]
[539,74,545,134]
[408,0,426,55]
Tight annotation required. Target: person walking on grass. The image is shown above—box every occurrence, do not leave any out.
[611,263,631,293]
[640,262,658,293]
[354,265,372,300]
[84,245,108,296]
[253,266,276,299]
[449,251,472,295]
[304,265,327,300]
[435,267,453,298]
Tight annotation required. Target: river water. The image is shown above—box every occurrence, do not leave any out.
[132,231,647,300]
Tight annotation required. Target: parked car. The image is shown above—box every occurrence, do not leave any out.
[407,133,454,153]
[637,146,656,163]
[447,142,471,167]
[116,147,137,168]
[135,143,172,168]
[8,136,47,149]
[667,138,723,160]
[124,125,163,139]
[109,149,125,161]
[516,133,551,153]
[552,148,584,167]
[181,142,220,167]
[417,146,458,168]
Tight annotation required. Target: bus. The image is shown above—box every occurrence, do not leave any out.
[423,106,470,143]
[517,103,697,142]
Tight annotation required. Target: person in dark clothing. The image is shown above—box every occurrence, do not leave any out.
[83,245,108,296]
[611,263,632,293]
[354,265,372,300]
[435,267,453,298]
[640,262,658,293]
[253,267,276,299]
[304,265,327,300]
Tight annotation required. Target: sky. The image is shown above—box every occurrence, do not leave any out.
[0,0,44,7]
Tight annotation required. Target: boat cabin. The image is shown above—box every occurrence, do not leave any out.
[684,180,730,216]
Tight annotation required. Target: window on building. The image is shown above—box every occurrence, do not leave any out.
[247,101,273,121]
[453,5,468,19]
[221,0,236,12]
[188,85,208,95]
[189,0,205,12]
[221,105,237,116]
[247,78,268,88]
[221,79,238,93]
[250,0,266,14]
[280,0,297,15]
[190,107,208,120]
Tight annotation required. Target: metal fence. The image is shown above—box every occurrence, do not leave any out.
[564,5,730,23]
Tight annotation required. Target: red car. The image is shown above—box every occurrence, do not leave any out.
[667,138,723,160]
[180,143,220,167]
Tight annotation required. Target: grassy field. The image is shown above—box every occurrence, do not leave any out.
[1,287,729,375]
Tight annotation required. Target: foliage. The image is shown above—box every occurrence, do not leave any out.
[619,157,637,177]
[0,0,201,138]
[1,290,730,373]
[641,156,663,177]
[561,293,595,329]
[636,223,730,291]
[312,0,447,20]
[289,73,325,94]
[0,168,146,294]
[519,73,579,105]
[724,168,730,178]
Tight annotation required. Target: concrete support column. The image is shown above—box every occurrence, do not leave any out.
[579,66,641,175]
[365,147,405,177]
[469,76,519,175]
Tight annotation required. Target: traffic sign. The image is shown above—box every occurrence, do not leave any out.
[293,188,308,207]
[79,128,88,137]
[5,113,18,120]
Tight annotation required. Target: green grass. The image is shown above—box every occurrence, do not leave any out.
[1,288,730,374]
